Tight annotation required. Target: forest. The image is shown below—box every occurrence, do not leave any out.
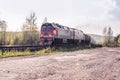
[0,12,40,45]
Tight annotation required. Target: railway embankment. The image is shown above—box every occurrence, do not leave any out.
[0,45,98,58]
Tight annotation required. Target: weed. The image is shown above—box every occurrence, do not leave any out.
[0,46,97,58]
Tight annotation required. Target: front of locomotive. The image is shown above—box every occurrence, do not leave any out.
[40,23,57,45]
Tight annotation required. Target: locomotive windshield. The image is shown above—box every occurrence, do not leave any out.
[41,24,53,31]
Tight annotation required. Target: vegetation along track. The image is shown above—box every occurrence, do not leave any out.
[0,45,47,53]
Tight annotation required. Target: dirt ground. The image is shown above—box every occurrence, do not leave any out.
[0,47,120,80]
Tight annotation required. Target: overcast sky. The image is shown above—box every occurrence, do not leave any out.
[0,0,120,35]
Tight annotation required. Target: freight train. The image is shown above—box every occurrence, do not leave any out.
[40,22,97,46]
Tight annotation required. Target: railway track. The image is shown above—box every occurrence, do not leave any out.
[0,44,75,52]
[0,44,82,53]
[0,44,102,53]
[0,45,48,52]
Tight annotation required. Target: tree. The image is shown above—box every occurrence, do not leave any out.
[0,20,7,45]
[102,26,114,46]
[116,34,120,46]
[42,17,48,24]
[22,12,38,31]
[103,27,107,45]
[107,27,113,44]
[21,12,39,45]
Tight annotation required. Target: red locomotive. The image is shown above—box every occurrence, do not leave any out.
[40,22,95,46]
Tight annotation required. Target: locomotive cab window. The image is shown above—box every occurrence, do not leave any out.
[41,24,53,30]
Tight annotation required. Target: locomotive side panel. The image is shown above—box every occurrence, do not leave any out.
[53,23,72,43]
[78,30,85,41]
[90,37,96,45]
[74,29,85,44]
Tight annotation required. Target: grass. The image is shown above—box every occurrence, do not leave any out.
[0,47,54,58]
[0,45,97,58]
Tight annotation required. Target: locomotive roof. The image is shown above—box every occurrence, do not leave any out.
[52,23,70,30]
[42,22,84,33]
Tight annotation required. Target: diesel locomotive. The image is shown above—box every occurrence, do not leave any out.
[40,22,96,46]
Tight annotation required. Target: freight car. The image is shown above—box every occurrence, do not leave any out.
[40,22,96,46]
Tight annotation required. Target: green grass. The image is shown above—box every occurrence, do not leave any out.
[0,45,97,58]
[0,49,32,58]
[0,47,54,58]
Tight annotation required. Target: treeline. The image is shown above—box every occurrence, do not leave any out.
[0,31,39,45]
[115,34,120,47]
[102,27,120,47]
[0,12,40,45]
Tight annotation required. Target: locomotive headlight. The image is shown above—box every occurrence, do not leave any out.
[53,30,56,34]
[40,34,43,37]
[53,30,58,36]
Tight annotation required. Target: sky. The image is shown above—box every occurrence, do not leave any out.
[0,0,120,35]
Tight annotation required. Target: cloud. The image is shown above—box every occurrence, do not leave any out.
[71,0,117,23]
[108,0,120,21]
[70,0,120,35]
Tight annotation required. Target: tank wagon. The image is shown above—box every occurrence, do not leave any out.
[40,22,96,46]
